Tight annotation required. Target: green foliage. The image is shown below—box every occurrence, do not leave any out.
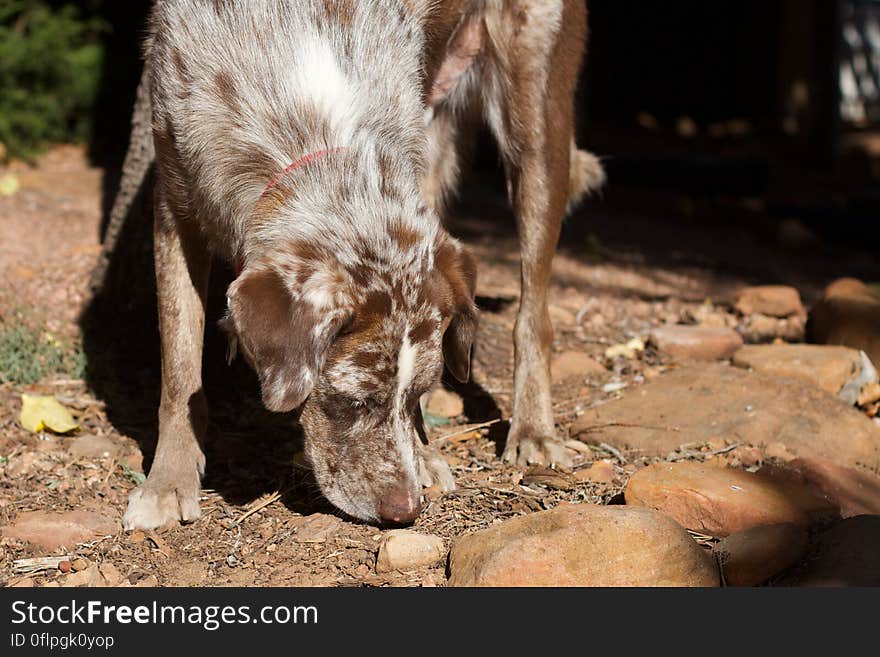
[0,1,106,160]
[0,321,86,384]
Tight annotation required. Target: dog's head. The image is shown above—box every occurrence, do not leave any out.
[222,229,476,524]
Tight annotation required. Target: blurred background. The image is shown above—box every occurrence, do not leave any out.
[2,0,879,244]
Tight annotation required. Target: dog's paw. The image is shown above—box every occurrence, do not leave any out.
[418,444,456,492]
[502,425,572,469]
[122,477,201,530]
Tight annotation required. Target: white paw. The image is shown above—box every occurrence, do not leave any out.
[122,482,201,530]
[418,444,456,492]
[502,425,572,468]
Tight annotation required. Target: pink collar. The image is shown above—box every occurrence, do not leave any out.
[259,146,346,199]
[237,146,346,275]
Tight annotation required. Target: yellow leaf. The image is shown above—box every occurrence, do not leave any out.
[19,395,78,434]
[0,172,20,197]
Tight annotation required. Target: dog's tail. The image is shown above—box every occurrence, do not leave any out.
[567,142,605,214]
[89,64,155,292]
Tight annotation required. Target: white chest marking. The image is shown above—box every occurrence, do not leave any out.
[396,330,416,407]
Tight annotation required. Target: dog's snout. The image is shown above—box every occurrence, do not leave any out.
[377,487,420,525]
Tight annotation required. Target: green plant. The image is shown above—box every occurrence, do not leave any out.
[0,1,106,160]
[0,321,86,384]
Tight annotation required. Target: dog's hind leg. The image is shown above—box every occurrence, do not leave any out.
[122,188,211,530]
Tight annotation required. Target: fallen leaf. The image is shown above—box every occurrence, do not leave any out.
[0,172,20,196]
[19,395,78,434]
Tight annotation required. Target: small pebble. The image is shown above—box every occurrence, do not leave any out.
[58,560,71,573]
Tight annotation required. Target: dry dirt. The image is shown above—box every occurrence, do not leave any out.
[0,145,876,587]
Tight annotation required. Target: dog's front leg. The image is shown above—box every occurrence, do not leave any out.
[483,2,600,468]
[123,192,211,530]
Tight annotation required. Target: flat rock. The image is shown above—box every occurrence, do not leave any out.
[739,313,805,343]
[735,285,804,318]
[732,344,862,395]
[375,530,445,573]
[714,523,807,586]
[781,515,880,586]
[551,350,606,381]
[774,457,880,518]
[1,510,118,550]
[574,460,617,484]
[571,364,880,471]
[624,462,837,536]
[68,434,121,459]
[808,277,880,366]
[448,504,719,587]
[649,325,743,361]
[425,388,464,418]
[292,514,343,543]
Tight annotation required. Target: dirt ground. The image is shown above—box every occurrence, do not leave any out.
[0,145,877,587]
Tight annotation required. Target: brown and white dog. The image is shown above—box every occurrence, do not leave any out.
[120,0,604,530]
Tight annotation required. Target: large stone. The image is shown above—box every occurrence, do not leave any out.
[551,351,606,381]
[1,510,118,550]
[808,278,880,366]
[425,388,464,419]
[714,523,808,586]
[781,515,880,586]
[649,325,743,361]
[448,504,719,587]
[776,457,880,518]
[739,313,805,343]
[375,530,445,573]
[732,344,862,395]
[735,285,804,318]
[571,364,880,471]
[624,462,836,536]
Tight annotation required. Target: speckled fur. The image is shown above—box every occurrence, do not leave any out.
[122,0,601,530]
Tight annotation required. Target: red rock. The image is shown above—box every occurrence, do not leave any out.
[714,523,807,586]
[551,351,606,381]
[375,530,445,573]
[740,313,805,343]
[859,382,880,406]
[292,514,343,543]
[571,364,880,471]
[448,504,719,587]
[735,286,804,318]
[425,388,464,418]
[732,344,862,395]
[730,445,763,467]
[574,461,617,484]
[1,510,118,550]
[808,277,880,366]
[781,457,880,518]
[764,442,796,462]
[649,325,743,361]
[624,462,837,536]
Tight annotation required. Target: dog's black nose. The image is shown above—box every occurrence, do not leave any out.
[377,488,420,525]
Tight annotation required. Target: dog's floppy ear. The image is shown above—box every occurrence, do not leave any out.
[223,267,342,412]
[434,234,478,382]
